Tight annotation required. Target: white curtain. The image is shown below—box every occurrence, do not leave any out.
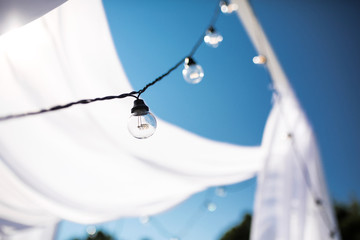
[0,0,338,239]
[251,94,338,240]
[233,0,339,239]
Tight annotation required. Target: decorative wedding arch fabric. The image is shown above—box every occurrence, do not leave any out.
[0,0,338,239]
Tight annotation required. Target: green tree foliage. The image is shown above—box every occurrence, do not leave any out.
[72,230,115,240]
[335,199,360,240]
[220,213,252,240]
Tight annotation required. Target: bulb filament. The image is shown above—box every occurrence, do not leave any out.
[137,117,149,130]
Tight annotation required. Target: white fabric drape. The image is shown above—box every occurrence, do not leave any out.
[0,0,338,239]
[233,0,339,239]
[0,0,263,239]
[251,94,338,240]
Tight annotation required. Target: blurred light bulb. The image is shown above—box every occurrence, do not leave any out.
[139,215,150,224]
[215,187,227,197]
[182,57,204,84]
[204,27,223,48]
[128,99,157,139]
[206,202,217,212]
[86,226,97,236]
[253,55,267,64]
[220,1,238,14]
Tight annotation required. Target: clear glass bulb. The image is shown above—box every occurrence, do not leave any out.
[86,226,97,236]
[182,58,204,84]
[139,215,150,224]
[206,202,217,212]
[128,112,156,139]
[215,187,227,197]
[220,1,238,14]
[204,30,223,48]
[253,55,267,64]
[128,99,157,139]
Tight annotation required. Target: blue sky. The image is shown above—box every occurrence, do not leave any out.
[57,0,360,239]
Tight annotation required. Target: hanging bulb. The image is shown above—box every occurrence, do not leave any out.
[215,187,227,197]
[206,202,217,212]
[139,215,150,224]
[86,226,97,237]
[253,55,267,64]
[128,99,157,139]
[219,0,238,14]
[204,26,223,48]
[182,57,204,84]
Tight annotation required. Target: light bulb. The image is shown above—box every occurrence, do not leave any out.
[206,202,217,212]
[139,215,150,224]
[128,99,157,139]
[253,55,267,64]
[86,226,97,236]
[220,1,238,14]
[204,27,223,48]
[215,187,227,197]
[182,57,204,84]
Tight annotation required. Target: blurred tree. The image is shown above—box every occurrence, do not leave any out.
[72,230,115,240]
[335,198,360,240]
[220,213,251,240]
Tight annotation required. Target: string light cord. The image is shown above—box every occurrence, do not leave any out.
[261,51,337,237]
[146,185,251,240]
[137,58,184,98]
[289,137,338,238]
[147,190,213,239]
[188,3,221,57]
[0,92,138,121]
[272,94,338,238]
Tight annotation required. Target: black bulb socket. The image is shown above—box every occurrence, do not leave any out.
[185,57,196,66]
[131,99,149,115]
[208,26,215,33]
[220,0,229,6]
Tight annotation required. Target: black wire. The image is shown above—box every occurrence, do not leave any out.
[0,92,138,121]
[189,1,221,57]
[271,92,338,237]
[148,217,173,238]
[289,139,338,237]
[0,0,222,122]
[138,0,222,97]
[176,189,213,237]
[137,58,184,98]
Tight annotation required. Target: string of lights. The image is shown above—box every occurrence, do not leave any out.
[84,180,255,240]
[0,0,238,140]
[289,137,338,238]
[135,181,255,240]
[271,92,338,239]
[259,50,338,238]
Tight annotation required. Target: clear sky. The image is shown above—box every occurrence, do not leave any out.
[56,0,360,239]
